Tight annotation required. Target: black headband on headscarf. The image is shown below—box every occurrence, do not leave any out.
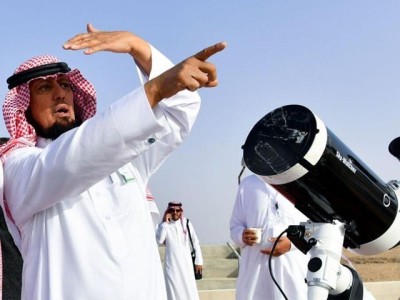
[7,62,71,89]
[168,202,182,207]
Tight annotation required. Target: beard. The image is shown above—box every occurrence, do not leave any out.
[39,119,80,140]
[26,110,81,140]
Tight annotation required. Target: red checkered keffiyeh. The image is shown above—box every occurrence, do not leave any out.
[0,55,97,163]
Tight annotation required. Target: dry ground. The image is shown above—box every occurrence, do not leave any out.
[342,246,400,282]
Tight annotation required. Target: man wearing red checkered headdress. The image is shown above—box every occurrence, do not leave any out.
[0,24,225,300]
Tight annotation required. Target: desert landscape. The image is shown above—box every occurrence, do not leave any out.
[342,246,400,282]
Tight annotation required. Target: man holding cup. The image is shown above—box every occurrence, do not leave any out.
[230,174,309,300]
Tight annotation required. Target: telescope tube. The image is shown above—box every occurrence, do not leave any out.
[242,104,400,254]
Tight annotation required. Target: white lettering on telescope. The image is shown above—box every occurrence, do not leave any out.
[336,151,357,174]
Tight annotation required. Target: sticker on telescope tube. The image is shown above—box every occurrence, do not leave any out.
[335,151,357,174]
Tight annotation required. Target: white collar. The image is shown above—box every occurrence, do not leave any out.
[36,137,53,149]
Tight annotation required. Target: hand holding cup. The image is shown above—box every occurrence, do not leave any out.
[243,228,262,246]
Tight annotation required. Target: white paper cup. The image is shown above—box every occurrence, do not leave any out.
[248,227,262,244]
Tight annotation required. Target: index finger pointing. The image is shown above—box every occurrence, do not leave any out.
[193,42,227,61]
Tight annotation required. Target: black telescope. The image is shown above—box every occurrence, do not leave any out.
[242,104,400,255]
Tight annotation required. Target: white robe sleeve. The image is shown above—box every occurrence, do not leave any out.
[155,222,169,245]
[4,46,201,226]
[229,184,247,248]
[130,45,201,181]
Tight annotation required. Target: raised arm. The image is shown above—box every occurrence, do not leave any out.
[63,23,227,107]
[63,23,153,75]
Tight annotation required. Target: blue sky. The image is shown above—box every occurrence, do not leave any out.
[1,1,400,244]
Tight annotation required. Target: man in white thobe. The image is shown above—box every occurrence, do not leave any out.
[230,174,309,300]
[0,24,225,300]
[156,202,203,300]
